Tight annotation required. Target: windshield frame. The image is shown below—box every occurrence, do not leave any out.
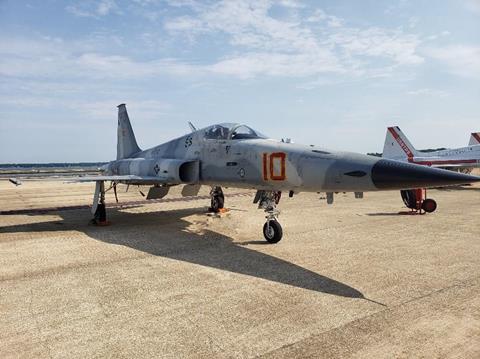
[203,123,268,141]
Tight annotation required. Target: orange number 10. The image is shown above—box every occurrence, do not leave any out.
[263,152,286,181]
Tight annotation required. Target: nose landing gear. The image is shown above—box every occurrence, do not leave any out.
[263,219,283,244]
[254,190,283,243]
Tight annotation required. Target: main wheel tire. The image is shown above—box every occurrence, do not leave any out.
[263,220,283,244]
[94,203,107,222]
[400,190,417,209]
[210,195,224,212]
[217,195,224,209]
[422,198,437,213]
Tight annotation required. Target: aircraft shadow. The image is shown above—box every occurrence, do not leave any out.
[0,207,367,300]
[367,212,413,216]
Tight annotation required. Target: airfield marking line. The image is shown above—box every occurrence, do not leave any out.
[259,276,479,358]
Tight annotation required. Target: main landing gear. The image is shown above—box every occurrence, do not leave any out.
[209,186,225,213]
[91,181,109,225]
[254,190,283,243]
[400,189,437,214]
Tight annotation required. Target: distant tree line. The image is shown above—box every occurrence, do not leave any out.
[0,162,108,169]
[368,148,447,157]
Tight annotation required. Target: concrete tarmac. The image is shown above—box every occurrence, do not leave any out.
[1,179,479,358]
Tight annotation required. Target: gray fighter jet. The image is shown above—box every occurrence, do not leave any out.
[67,104,480,243]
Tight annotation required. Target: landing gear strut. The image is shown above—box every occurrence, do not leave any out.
[91,181,109,225]
[255,190,283,243]
[400,189,437,214]
[209,186,225,213]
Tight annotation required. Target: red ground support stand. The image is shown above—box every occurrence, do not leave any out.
[404,188,437,215]
[400,188,437,215]
[411,188,427,215]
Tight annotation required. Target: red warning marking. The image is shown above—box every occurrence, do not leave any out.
[262,153,268,181]
[412,159,478,166]
[472,133,480,144]
[388,127,414,159]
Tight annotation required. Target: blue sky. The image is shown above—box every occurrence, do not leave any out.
[1,0,479,162]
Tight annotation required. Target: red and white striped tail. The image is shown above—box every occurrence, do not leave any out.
[469,132,480,146]
[382,126,419,160]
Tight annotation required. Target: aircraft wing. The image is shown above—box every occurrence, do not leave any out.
[68,175,170,185]
[3,175,173,186]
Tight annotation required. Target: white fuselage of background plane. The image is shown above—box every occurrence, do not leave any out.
[408,146,480,167]
[383,126,480,170]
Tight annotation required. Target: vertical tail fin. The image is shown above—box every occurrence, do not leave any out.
[117,104,141,160]
[382,126,419,160]
[469,132,480,146]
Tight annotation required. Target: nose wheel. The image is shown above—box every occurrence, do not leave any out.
[263,219,283,243]
[255,190,283,243]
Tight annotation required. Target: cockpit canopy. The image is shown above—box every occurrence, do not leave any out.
[203,123,267,140]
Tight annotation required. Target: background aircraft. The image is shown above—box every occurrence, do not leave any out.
[469,132,480,146]
[383,126,480,173]
[382,126,480,212]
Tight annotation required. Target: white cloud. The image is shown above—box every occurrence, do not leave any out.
[327,16,343,28]
[209,52,343,79]
[164,1,423,78]
[97,0,118,15]
[330,27,424,65]
[277,0,305,9]
[68,99,172,121]
[164,16,204,32]
[165,1,320,53]
[465,0,480,13]
[66,0,120,18]
[5,1,424,82]
[406,88,449,97]
[306,9,328,22]
[0,35,341,80]
[0,36,136,79]
[425,45,480,78]
[305,8,343,27]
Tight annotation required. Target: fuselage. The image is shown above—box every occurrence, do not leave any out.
[105,123,479,192]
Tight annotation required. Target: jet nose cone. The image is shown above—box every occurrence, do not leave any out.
[371,159,480,190]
